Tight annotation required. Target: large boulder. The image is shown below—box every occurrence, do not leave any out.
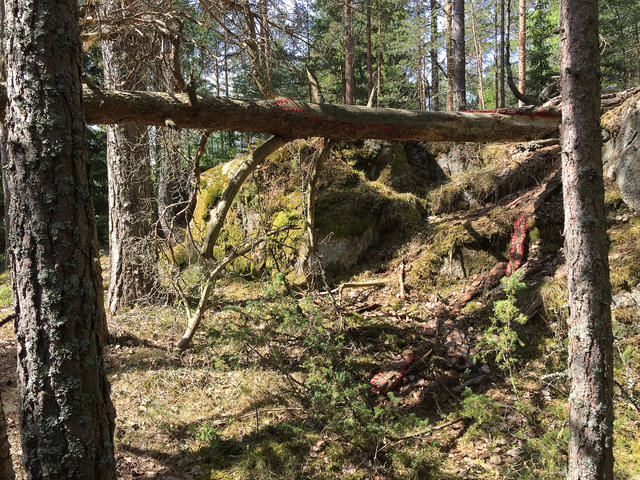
[602,92,640,211]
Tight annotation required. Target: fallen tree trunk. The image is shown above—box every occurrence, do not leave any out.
[0,84,560,143]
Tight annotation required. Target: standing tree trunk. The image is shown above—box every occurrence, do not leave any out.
[367,0,374,97]
[560,0,614,478]
[452,0,466,110]
[500,0,506,107]
[102,0,157,314]
[470,0,485,108]
[494,4,500,108]
[518,0,527,106]
[417,0,424,110]
[431,0,440,111]
[344,0,356,105]
[0,392,14,480]
[445,0,454,110]
[3,0,116,476]
[377,0,382,106]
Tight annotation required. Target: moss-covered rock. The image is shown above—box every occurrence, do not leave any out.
[181,139,424,277]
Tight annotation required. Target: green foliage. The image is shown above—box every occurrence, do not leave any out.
[475,269,528,374]
[526,0,560,96]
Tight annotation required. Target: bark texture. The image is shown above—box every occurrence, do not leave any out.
[344,0,356,105]
[430,0,440,111]
[518,0,527,107]
[1,86,558,142]
[451,0,466,110]
[560,0,614,478]
[3,0,116,477]
[0,392,14,480]
[102,0,157,314]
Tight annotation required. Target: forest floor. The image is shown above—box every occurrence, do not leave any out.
[2,149,640,479]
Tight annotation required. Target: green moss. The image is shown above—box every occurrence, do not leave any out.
[0,271,13,309]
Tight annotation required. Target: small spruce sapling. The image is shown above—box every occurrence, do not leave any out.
[474,269,528,390]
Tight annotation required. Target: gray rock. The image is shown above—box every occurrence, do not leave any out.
[602,93,640,211]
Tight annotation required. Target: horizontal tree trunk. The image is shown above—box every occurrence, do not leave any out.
[0,84,560,143]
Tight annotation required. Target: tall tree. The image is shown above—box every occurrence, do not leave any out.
[451,0,466,110]
[0,392,13,480]
[499,0,506,106]
[445,0,454,110]
[430,0,440,110]
[560,0,614,477]
[344,0,356,104]
[469,0,485,108]
[101,0,157,314]
[2,0,116,475]
[518,0,527,106]
[367,0,374,97]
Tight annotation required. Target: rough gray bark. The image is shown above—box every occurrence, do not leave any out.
[2,0,116,476]
[451,0,466,110]
[102,0,157,314]
[560,0,614,477]
[0,392,14,480]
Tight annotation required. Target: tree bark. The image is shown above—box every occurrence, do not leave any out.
[445,0,454,111]
[560,0,614,477]
[53,86,558,142]
[452,0,466,110]
[102,0,157,314]
[500,0,506,107]
[431,0,440,111]
[469,0,485,108]
[0,392,14,480]
[518,0,527,107]
[344,0,356,105]
[0,84,565,142]
[367,0,373,97]
[494,5,500,108]
[3,0,116,476]
[377,0,382,107]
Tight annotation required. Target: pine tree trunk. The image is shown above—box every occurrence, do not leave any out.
[377,0,382,107]
[417,0,424,110]
[431,0,440,111]
[494,5,500,108]
[344,0,356,105]
[102,0,157,314]
[470,0,485,108]
[452,0,466,110]
[560,0,614,477]
[500,0,506,107]
[0,392,14,480]
[367,0,373,97]
[518,0,527,106]
[445,0,454,111]
[2,0,116,476]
